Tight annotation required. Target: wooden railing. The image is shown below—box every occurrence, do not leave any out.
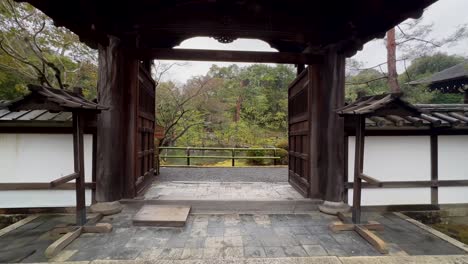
[159,147,282,167]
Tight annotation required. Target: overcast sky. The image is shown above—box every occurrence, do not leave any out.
[159,0,468,83]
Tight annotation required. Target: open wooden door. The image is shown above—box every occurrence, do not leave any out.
[288,69,311,198]
[135,64,156,195]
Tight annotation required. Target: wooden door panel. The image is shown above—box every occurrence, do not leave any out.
[135,65,156,194]
[288,69,311,197]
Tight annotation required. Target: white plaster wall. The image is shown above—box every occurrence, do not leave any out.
[347,136,431,205]
[438,135,468,204]
[0,133,93,208]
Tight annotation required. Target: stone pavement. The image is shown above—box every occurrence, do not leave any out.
[157,167,288,183]
[22,255,468,263]
[144,182,303,200]
[54,205,464,262]
[1,205,466,263]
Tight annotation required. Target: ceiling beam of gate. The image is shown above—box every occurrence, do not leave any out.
[131,48,323,64]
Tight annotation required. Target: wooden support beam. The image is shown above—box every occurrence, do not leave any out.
[430,135,438,205]
[82,223,112,233]
[73,112,86,226]
[359,173,383,187]
[132,48,323,64]
[329,221,354,232]
[355,225,388,254]
[0,215,39,238]
[45,227,82,258]
[352,115,365,224]
[0,182,95,191]
[50,173,78,188]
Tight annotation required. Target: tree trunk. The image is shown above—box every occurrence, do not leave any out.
[386,28,401,93]
[234,95,242,122]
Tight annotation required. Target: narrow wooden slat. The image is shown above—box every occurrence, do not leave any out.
[45,227,82,258]
[50,172,78,188]
[345,179,468,189]
[355,225,388,254]
[0,215,39,238]
[0,182,95,190]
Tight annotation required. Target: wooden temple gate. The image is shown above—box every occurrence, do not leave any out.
[22,0,439,208]
[135,65,156,194]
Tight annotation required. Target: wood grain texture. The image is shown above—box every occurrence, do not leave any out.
[0,215,39,238]
[45,227,82,258]
[355,225,388,254]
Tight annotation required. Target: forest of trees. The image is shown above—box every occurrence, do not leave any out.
[1,1,467,149]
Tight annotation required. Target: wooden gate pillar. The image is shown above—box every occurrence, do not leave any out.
[96,36,139,202]
[310,49,349,214]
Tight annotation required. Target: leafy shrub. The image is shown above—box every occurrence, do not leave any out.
[275,148,288,165]
[275,139,288,150]
[246,147,268,166]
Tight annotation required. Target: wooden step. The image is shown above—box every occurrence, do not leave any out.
[132,205,191,227]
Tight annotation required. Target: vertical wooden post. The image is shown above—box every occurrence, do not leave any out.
[296,64,305,76]
[352,115,365,224]
[309,49,346,202]
[232,149,235,167]
[186,147,191,166]
[73,112,86,226]
[96,36,139,201]
[430,134,438,205]
[91,132,97,204]
[273,148,277,166]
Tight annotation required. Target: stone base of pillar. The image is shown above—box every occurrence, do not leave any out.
[90,201,123,216]
[319,200,351,215]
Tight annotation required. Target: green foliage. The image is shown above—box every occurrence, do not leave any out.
[275,148,288,165]
[345,69,388,102]
[405,53,465,81]
[246,147,268,166]
[275,139,288,150]
[0,0,98,100]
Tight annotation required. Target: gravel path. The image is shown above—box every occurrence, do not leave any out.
[157,167,288,182]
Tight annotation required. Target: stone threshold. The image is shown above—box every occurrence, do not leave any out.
[30,255,468,264]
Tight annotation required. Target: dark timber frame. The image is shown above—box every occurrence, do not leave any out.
[6,85,107,225]
[330,93,423,254]
[18,0,438,204]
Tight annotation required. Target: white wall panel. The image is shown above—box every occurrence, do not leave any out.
[438,135,468,180]
[0,133,93,207]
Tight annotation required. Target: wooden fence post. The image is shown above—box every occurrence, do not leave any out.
[232,149,235,167]
[186,147,191,166]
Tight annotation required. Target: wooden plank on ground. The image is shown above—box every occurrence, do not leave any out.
[83,223,112,233]
[45,227,82,258]
[355,225,388,254]
[0,215,40,238]
[329,221,354,232]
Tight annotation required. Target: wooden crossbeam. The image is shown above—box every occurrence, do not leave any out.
[359,173,383,187]
[131,48,323,64]
[50,172,78,188]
